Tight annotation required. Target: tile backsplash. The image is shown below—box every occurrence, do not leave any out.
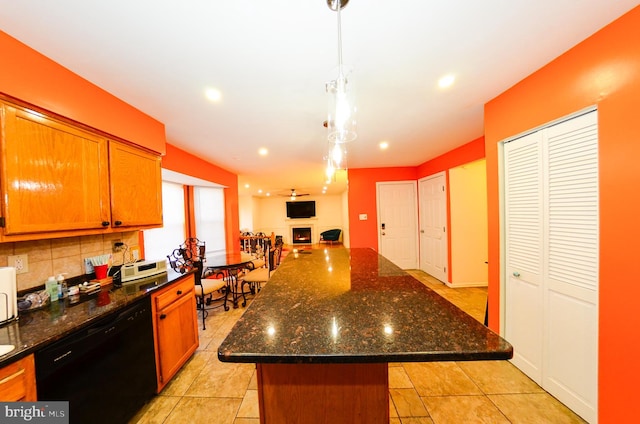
[0,231,140,292]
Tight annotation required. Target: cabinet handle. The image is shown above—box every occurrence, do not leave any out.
[176,290,183,295]
[101,221,110,227]
[0,368,24,385]
[114,220,123,226]
[160,313,167,320]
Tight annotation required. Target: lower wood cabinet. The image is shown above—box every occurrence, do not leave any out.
[0,354,37,401]
[152,274,199,392]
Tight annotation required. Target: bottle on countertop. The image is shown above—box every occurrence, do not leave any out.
[56,273,68,299]
[45,276,59,300]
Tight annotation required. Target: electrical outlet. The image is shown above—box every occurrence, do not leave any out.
[8,254,29,274]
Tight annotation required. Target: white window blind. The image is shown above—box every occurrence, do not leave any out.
[194,186,225,254]
[143,182,186,262]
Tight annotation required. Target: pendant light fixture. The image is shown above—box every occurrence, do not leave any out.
[326,0,357,144]
[325,0,356,182]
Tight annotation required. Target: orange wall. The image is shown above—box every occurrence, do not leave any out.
[416,136,485,178]
[0,30,165,154]
[485,6,640,422]
[347,167,418,249]
[162,144,240,252]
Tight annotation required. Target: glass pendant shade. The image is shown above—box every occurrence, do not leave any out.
[327,141,347,170]
[326,65,357,143]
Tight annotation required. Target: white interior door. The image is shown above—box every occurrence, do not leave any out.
[505,130,545,382]
[504,110,598,423]
[542,112,599,423]
[377,181,418,269]
[418,173,448,282]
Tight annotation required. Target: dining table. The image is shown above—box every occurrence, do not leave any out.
[204,251,257,308]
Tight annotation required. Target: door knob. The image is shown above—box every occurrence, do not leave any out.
[513,271,520,277]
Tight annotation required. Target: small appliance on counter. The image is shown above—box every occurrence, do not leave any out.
[120,259,167,283]
[0,267,18,325]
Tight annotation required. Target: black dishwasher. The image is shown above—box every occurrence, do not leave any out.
[35,296,156,424]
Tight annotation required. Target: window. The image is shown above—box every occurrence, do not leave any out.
[143,182,186,261]
[194,186,225,254]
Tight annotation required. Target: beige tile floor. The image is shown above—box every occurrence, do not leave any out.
[131,270,587,424]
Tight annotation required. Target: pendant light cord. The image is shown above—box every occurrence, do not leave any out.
[337,2,343,74]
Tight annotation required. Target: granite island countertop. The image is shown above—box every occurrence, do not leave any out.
[218,247,512,364]
[0,269,193,366]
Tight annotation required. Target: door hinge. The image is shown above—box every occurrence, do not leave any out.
[444,266,447,272]
[0,217,5,228]
[443,226,446,232]
[442,186,445,191]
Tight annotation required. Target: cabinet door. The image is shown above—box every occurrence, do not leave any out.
[0,103,111,234]
[109,141,163,228]
[0,354,37,401]
[154,280,198,390]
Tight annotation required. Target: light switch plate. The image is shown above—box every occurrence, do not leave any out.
[359,214,368,220]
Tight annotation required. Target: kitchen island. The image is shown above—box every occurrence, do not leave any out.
[218,247,512,423]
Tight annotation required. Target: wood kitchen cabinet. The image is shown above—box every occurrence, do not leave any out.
[109,141,163,228]
[152,274,199,392]
[0,102,111,237]
[0,99,163,241]
[0,354,37,401]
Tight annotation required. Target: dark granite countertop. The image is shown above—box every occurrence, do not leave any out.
[0,269,192,367]
[218,247,513,364]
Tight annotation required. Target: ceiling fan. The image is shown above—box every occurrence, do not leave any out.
[280,188,310,198]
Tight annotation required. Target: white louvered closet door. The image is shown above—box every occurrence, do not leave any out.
[505,130,545,382]
[504,110,598,424]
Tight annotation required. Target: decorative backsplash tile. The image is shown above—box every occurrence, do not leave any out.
[1,231,141,292]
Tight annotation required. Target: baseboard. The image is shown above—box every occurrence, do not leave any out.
[444,281,488,288]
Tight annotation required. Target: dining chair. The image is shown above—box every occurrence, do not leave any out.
[242,243,282,294]
[167,238,228,330]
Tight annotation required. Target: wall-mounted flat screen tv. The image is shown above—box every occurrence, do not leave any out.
[286,201,316,219]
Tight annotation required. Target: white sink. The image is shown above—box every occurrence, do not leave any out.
[0,345,15,356]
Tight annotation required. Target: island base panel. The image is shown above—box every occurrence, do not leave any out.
[257,362,389,423]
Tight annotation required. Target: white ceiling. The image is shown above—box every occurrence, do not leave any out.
[1,1,637,197]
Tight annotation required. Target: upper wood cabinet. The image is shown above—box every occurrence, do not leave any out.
[0,103,111,236]
[0,99,163,241]
[109,141,163,228]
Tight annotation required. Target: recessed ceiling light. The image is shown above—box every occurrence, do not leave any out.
[438,74,456,89]
[244,183,250,189]
[379,141,389,150]
[205,87,222,102]
[258,147,268,156]
[266,192,271,197]
[258,189,263,194]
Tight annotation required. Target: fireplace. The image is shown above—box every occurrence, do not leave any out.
[292,227,312,245]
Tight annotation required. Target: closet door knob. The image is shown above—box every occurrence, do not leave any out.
[513,272,521,277]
